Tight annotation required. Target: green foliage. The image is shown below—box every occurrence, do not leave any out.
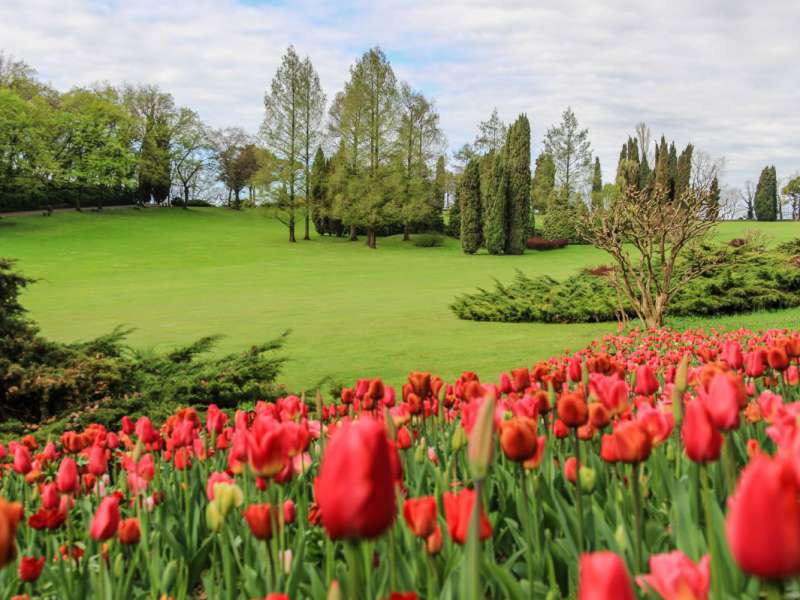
[754,165,778,221]
[530,152,555,221]
[446,197,461,238]
[460,158,482,253]
[452,240,800,323]
[504,114,531,255]
[541,195,580,242]
[0,259,286,432]
[483,151,507,254]
[411,233,444,247]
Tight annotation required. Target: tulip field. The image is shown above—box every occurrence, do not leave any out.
[1,326,800,599]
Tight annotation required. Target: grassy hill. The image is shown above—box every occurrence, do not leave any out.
[1,207,799,391]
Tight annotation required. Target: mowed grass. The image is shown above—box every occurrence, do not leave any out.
[1,208,799,391]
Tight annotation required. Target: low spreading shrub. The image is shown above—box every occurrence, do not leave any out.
[412,233,444,247]
[526,236,569,250]
[0,259,287,434]
[452,238,800,323]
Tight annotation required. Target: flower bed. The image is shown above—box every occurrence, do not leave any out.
[0,327,799,599]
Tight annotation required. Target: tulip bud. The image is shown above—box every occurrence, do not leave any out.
[451,426,467,451]
[113,553,124,578]
[206,503,223,533]
[327,580,343,600]
[614,524,628,551]
[468,396,496,480]
[579,466,596,494]
[213,482,243,517]
[414,441,426,464]
[675,354,689,393]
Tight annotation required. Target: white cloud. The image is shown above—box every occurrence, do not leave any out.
[1,0,798,189]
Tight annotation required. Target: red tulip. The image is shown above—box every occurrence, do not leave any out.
[557,391,588,428]
[315,418,397,540]
[767,346,790,371]
[247,416,287,478]
[13,445,32,475]
[90,495,120,541]
[403,496,438,538]
[244,503,278,541]
[700,374,741,431]
[564,456,578,483]
[283,499,296,525]
[56,457,79,494]
[443,488,491,545]
[0,498,23,568]
[634,365,659,396]
[522,435,547,470]
[745,349,766,378]
[134,417,159,444]
[88,444,108,476]
[611,421,652,464]
[682,400,723,463]
[726,454,800,580]
[500,417,539,461]
[118,518,141,545]
[18,556,45,582]
[636,551,710,600]
[426,525,443,555]
[578,551,636,600]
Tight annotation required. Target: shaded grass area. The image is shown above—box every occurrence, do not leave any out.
[1,207,798,390]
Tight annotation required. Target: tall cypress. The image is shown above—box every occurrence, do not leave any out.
[654,136,670,192]
[460,158,482,253]
[754,165,778,221]
[667,142,678,199]
[504,115,531,255]
[591,157,603,210]
[708,176,721,219]
[675,144,693,199]
[484,150,508,254]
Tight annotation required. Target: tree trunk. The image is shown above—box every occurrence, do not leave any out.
[304,212,310,240]
[234,190,241,210]
[183,183,190,209]
[403,222,410,241]
[368,229,377,249]
[349,225,358,241]
[289,217,296,243]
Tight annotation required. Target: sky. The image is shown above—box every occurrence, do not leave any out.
[2,0,798,192]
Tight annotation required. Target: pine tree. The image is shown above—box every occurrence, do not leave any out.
[484,150,508,254]
[431,155,446,231]
[754,165,778,221]
[675,144,693,199]
[637,152,651,191]
[460,158,482,253]
[504,115,531,255]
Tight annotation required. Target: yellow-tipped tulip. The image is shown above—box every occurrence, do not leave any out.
[468,395,495,480]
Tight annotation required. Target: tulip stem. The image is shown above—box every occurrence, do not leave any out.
[761,580,783,600]
[700,465,721,600]
[630,462,644,574]
[519,467,535,584]
[572,430,585,554]
[722,433,737,498]
[344,540,363,600]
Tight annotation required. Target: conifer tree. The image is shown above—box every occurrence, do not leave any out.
[460,158,482,253]
[708,176,721,219]
[591,157,603,210]
[309,146,328,234]
[484,150,508,254]
[531,152,555,227]
[667,142,678,199]
[754,165,778,221]
[675,144,693,199]
[654,136,670,192]
[504,114,531,255]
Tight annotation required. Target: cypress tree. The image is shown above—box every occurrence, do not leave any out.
[591,157,603,210]
[654,136,670,192]
[504,115,531,255]
[771,166,780,219]
[637,152,651,191]
[460,158,482,253]
[708,176,721,219]
[309,146,328,234]
[668,142,678,199]
[447,180,461,238]
[675,144,693,199]
[484,150,508,254]
[754,165,778,221]
[531,152,555,227]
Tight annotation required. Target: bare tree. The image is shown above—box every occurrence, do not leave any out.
[738,180,756,220]
[635,122,652,165]
[578,184,723,328]
[691,150,725,190]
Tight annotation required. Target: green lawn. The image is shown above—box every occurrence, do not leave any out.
[1,208,799,391]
